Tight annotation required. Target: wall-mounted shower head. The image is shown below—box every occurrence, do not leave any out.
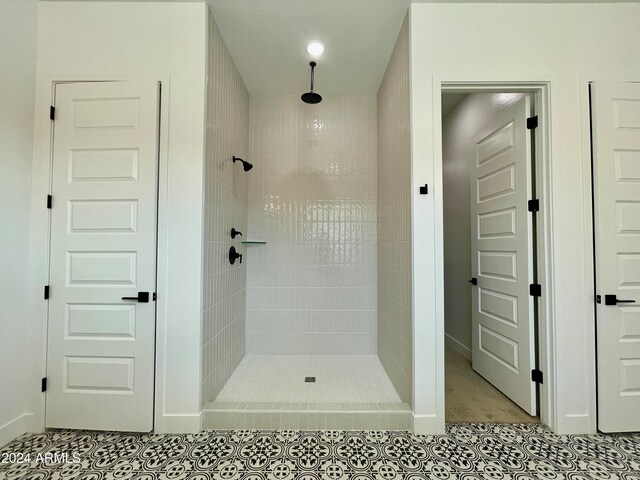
[233,156,253,172]
[301,61,322,104]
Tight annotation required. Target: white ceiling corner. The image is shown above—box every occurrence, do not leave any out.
[207,0,410,97]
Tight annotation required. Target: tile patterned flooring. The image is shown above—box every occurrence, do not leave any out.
[1,424,640,479]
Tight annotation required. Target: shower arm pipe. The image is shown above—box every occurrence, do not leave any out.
[310,61,316,92]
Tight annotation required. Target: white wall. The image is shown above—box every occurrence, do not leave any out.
[246,95,378,354]
[0,0,38,447]
[29,2,207,433]
[442,93,525,357]
[377,14,412,406]
[410,2,640,433]
[202,9,249,404]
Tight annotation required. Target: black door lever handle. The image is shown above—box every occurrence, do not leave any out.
[604,294,636,306]
[122,292,150,303]
[469,278,477,285]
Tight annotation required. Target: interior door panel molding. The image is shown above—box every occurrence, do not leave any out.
[592,81,640,432]
[470,95,537,417]
[46,81,159,432]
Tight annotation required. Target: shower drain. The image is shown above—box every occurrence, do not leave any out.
[304,377,316,383]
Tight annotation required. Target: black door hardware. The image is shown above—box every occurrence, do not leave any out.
[468,278,477,285]
[229,246,242,265]
[419,184,428,195]
[529,284,542,297]
[231,228,243,239]
[531,369,543,384]
[122,292,150,303]
[604,294,636,306]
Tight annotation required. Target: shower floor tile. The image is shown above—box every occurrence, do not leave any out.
[215,355,401,403]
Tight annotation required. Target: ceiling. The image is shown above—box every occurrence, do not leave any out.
[207,0,408,96]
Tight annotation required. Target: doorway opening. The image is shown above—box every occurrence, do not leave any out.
[440,85,550,425]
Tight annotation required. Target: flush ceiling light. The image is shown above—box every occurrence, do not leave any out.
[306,41,324,57]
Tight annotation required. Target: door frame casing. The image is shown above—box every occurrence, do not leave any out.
[434,81,556,430]
[27,76,171,433]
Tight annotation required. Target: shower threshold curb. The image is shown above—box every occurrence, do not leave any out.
[202,401,412,431]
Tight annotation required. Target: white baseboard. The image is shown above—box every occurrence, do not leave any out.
[555,414,595,434]
[445,333,472,360]
[0,413,33,448]
[412,414,444,434]
[160,414,201,433]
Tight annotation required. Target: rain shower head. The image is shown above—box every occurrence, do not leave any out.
[301,91,322,104]
[233,156,253,172]
[301,61,322,104]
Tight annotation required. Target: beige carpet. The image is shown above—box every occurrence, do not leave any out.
[445,346,540,424]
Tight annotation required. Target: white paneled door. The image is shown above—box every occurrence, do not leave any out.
[46,81,159,431]
[592,82,640,433]
[470,96,537,416]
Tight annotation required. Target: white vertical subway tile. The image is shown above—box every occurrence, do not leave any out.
[377,16,412,406]
[246,94,377,355]
[201,11,249,405]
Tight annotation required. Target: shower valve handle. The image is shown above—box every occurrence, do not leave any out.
[229,246,243,265]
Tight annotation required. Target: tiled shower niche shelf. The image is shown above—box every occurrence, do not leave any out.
[202,401,412,431]
[241,241,267,244]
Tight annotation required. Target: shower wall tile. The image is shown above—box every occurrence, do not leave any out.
[377,15,413,405]
[246,95,377,354]
[202,9,249,405]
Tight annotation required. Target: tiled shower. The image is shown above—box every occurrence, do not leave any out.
[202,13,412,430]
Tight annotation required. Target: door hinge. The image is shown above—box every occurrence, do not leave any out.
[47,195,52,209]
[527,115,538,130]
[41,377,47,392]
[49,106,55,121]
[531,369,543,384]
[468,277,478,286]
[153,292,157,301]
[528,199,539,212]
[44,285,50,300]
[419,184,428,195]
[529,283,542,297]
